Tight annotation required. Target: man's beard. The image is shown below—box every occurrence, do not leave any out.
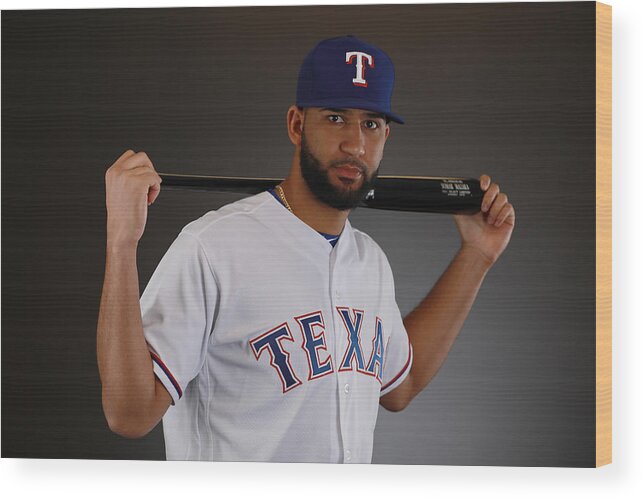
[299,134,379,211]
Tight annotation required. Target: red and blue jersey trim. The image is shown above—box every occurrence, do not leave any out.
[151,352,183,400]
[380,341,412,393]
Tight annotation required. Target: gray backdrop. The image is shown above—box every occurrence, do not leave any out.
[2,2,596,466]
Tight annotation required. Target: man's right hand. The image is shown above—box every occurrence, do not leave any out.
[105,150,162,248]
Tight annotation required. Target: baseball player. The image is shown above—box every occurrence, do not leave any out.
[97,35,515,463]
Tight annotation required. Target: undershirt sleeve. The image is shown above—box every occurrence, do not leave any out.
[140,231,219,405]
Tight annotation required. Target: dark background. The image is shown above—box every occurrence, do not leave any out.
[2,2,596,466]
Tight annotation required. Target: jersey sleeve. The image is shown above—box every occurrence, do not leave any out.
[380,262,413,396]
[140,230,219,405]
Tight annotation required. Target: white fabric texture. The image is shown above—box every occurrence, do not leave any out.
[141,192,412,463]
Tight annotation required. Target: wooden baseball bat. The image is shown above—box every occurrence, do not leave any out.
[158,173,483,214]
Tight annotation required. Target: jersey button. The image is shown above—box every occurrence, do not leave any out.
[344,383,350,394]
[345,449,352,462]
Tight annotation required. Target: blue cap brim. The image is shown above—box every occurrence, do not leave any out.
[297,97,405,124]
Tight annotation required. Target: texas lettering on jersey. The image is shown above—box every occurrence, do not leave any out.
[250,307,386,393]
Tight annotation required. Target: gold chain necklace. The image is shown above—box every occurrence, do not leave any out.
[276,185,293,213]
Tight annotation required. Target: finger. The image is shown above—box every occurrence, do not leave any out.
[106,150,136,177]
[148,182,162,206]
[480,174,492,191]
[481,183,499,212]
[486,192,508,224]
[145,173,163,205]
[114,149,136,164]
[492,202,514,227]
[129,164,158,176]
[121,151,154,171]
[506,203,516,225]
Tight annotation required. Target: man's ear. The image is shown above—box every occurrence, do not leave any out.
[286,105,305,146]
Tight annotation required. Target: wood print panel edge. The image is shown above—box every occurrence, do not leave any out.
[595,0,612,468]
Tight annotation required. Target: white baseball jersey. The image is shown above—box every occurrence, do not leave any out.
[141,191,412,463]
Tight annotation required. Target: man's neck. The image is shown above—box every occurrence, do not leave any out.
[279,174,349,236]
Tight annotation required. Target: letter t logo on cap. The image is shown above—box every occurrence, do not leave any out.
[345,51,374,87]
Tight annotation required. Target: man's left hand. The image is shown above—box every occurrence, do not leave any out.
[453,174,515,266]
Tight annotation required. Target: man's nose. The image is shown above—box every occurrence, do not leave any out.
[339,123,366,157]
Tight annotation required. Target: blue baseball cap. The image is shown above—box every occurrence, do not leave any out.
[296,35,405,124]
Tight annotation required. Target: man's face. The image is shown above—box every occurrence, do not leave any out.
[298,107,390,211]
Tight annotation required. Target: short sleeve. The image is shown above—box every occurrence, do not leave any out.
[380,301,413,396]
[140,231,219,404]
[379,260,413,396]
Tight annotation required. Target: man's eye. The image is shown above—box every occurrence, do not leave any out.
[365,120,379,129]
[328,115,344,123]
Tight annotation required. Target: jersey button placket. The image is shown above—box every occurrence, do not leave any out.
[329,256,349,463]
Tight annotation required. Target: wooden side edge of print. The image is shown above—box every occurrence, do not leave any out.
[595,1,612,468]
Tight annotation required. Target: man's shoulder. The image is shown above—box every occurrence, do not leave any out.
[349,224,382,250]
[181,191,273,239]
[346,224,390,261]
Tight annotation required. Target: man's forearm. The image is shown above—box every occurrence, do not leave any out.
[403,245,492,399]
[96,244,165,437]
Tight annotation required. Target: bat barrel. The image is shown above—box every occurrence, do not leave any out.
[360,177,483,214]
